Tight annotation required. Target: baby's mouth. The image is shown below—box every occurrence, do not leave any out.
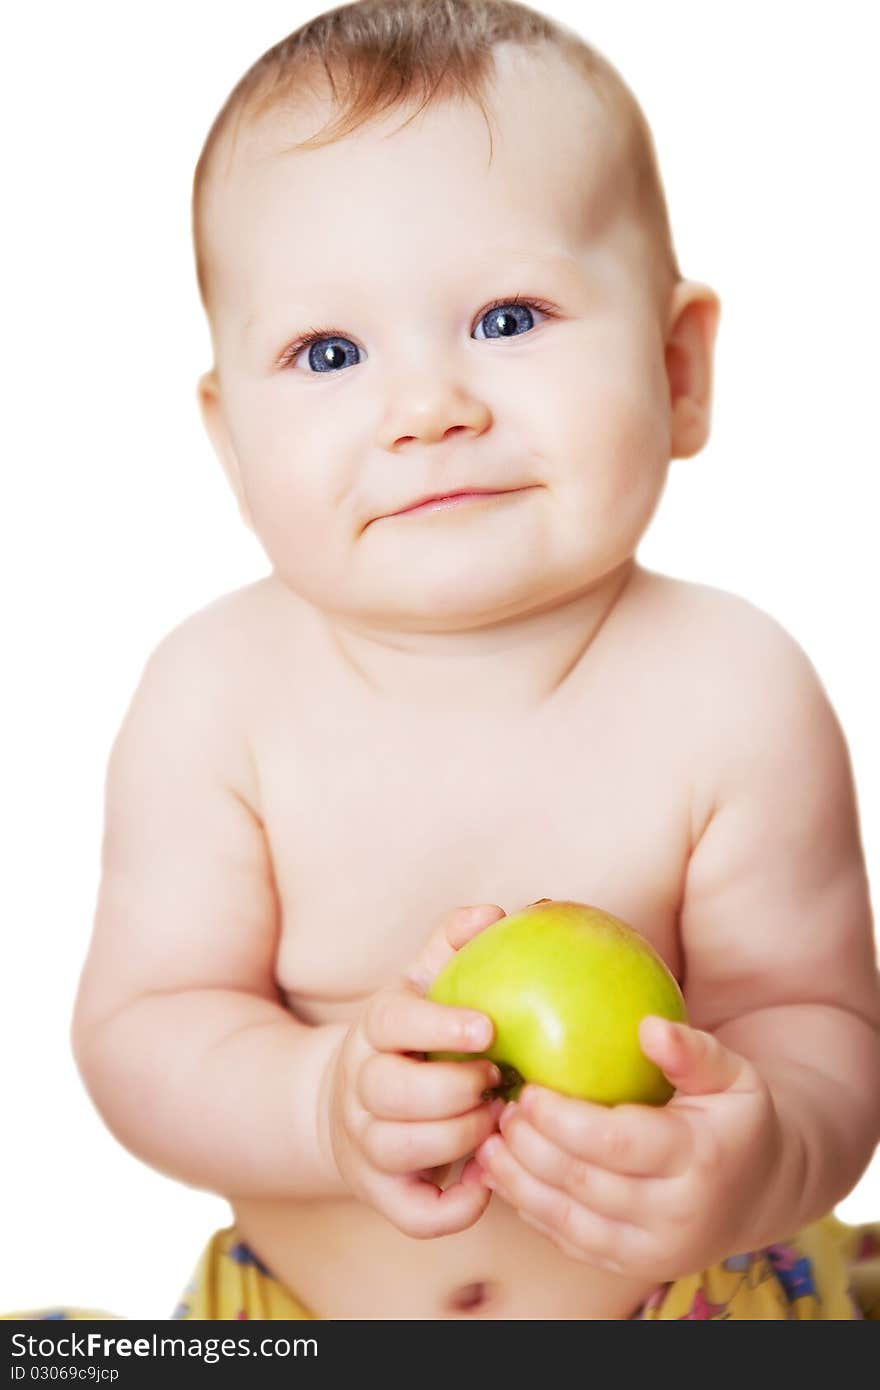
[385,485,538,520]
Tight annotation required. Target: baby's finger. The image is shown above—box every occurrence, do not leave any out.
[459,1156,487,1188]
[639,1017,761,1098]
[359,1052,503,1120]
[363,1098,505,1175]
[388,1168,494,1240]
[363,988,493,1055]
[478,1136,644,1270]
[403,903,506,994]
[519,1088,691,1178]
[496,1105,641,1223]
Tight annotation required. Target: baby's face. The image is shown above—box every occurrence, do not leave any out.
[201,47,681,631]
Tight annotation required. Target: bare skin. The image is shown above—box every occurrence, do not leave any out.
[71,45,880,1319]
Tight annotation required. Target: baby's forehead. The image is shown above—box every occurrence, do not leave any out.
[225,117,617,276]
[211,48,624,230]
[197,47,666,321]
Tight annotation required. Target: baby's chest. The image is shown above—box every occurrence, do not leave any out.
[255,707,692,1016]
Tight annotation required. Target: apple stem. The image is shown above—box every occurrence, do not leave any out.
[496,1063,524,1099]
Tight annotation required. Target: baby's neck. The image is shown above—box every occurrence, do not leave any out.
[318,558,638,716]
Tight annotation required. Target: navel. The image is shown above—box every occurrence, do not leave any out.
[446,1280,493,1314]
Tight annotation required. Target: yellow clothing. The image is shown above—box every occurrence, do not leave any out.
[170,1217,880,1320]
[5,1214,878,1321]
[636,1215,880,1320]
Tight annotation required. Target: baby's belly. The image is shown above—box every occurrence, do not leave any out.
[231,1185,656,1320]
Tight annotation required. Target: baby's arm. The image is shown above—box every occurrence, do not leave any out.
[678,607,880,1239]
[474,604,880,1277]
[71,616,349,1200]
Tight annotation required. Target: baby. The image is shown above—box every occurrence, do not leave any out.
[69,0,880,1320]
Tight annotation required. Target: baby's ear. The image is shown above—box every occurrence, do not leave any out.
[664,281,721,459]
[196,368,256,532]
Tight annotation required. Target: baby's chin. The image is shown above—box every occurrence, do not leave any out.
[338,503,640,632]
[332,564,618,635]
[267,509,634,633]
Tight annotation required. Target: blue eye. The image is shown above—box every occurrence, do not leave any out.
[278,295,553,373]
[296,337,360,374]
[474,298,543,341]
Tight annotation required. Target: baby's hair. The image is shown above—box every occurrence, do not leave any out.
[192,0,681,315]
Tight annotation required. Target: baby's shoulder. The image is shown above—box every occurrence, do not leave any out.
[637,568,840,766]
[143,575,303,687]
[118,577,300,802]
[638,568,822,686]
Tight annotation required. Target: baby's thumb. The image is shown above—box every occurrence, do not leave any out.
[639,1017,754,1097]
[403,904,506,994]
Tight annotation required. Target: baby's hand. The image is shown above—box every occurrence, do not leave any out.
[323,904,508,1239]
[474,1017,784,1281]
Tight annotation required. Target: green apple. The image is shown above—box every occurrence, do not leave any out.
[427,899,687,1105]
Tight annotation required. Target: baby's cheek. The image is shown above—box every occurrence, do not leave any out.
[238,457,330,573]
[558,425,667,556]
[584,391,670,515]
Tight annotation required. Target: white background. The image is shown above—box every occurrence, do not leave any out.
[2,0,878,1318]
